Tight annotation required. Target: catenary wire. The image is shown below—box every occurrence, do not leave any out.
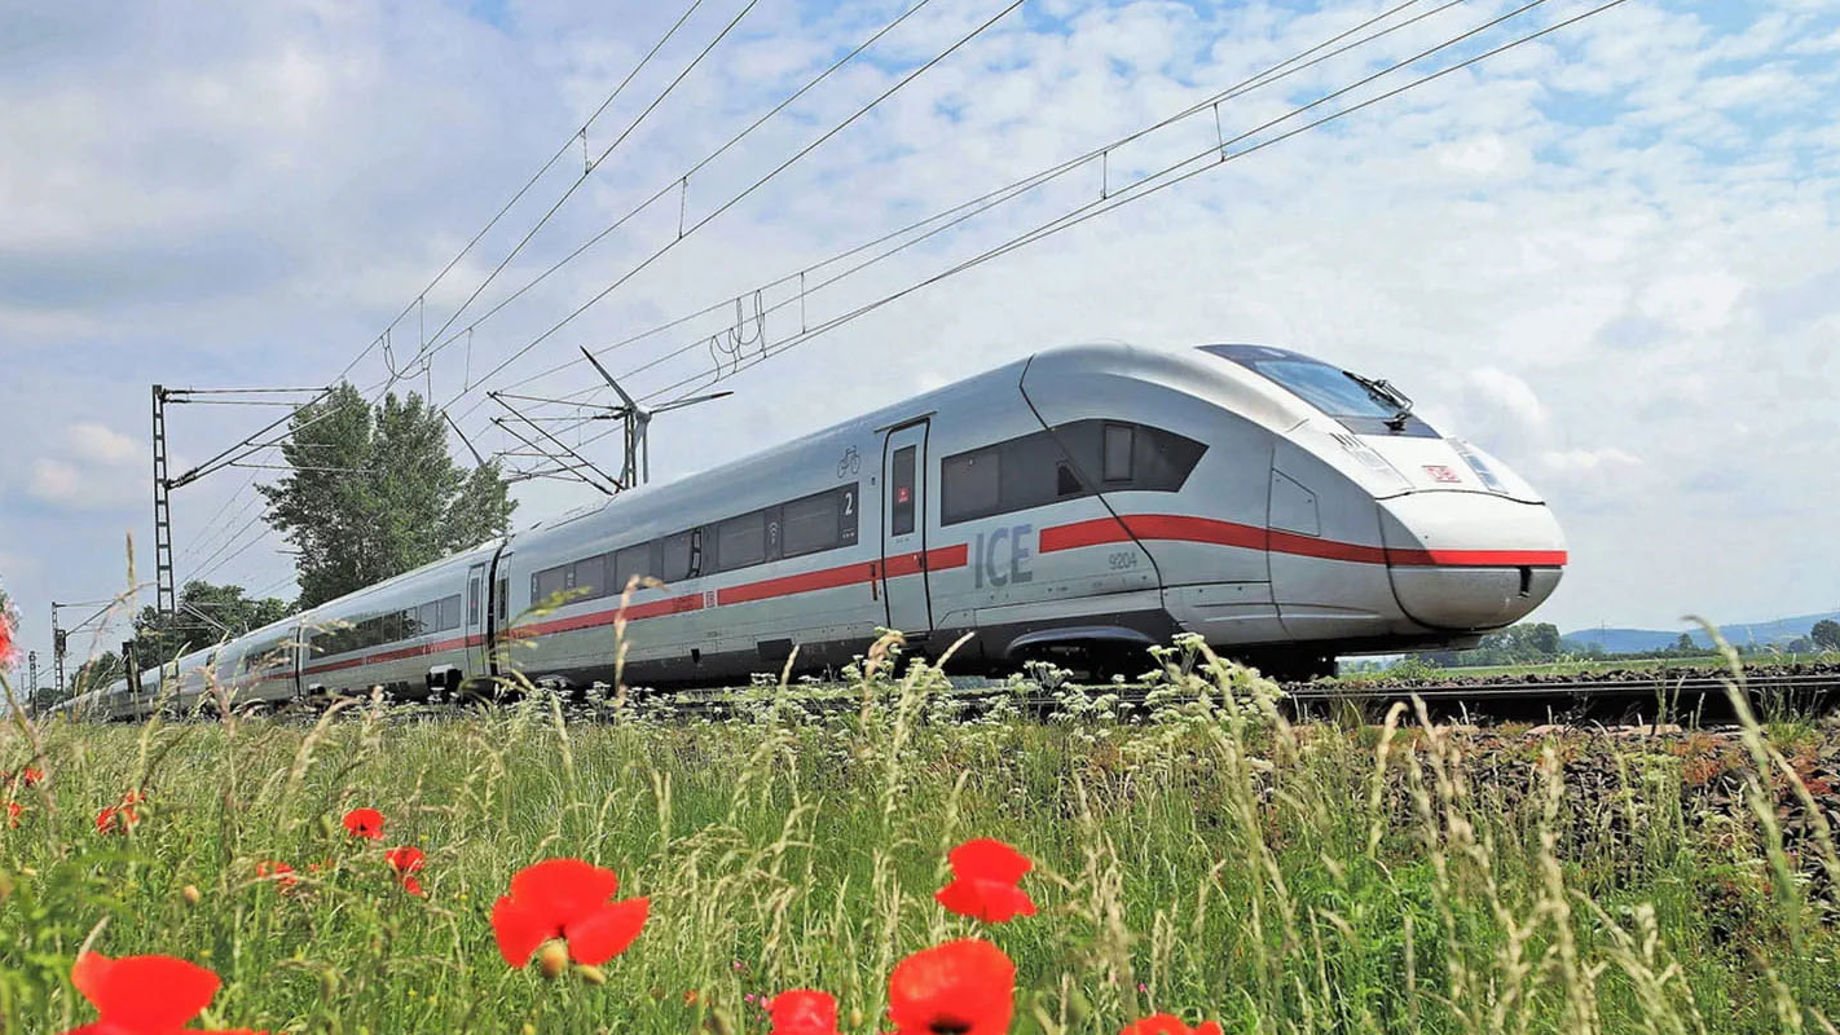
[438,0,1030,415]
[336,0,714,385]
[372,0,947,411]
[371,0,765,398]
[556,0,1628,449]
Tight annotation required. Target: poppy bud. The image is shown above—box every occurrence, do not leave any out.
[537,941,569,981]
[849,1007,864,1029]
[574,964,607,985]
[181,884,202,907]
[523,1025,538,1035]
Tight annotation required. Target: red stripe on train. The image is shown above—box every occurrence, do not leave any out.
[1037,513,1560,568]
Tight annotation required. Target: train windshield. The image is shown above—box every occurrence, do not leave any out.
[1202,345,1434,435]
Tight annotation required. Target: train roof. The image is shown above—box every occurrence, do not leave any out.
[506,341,1335,531]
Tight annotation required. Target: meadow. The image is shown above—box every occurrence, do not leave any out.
[3,635,1838,1034]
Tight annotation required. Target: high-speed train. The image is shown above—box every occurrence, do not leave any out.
[66,343,1564,719]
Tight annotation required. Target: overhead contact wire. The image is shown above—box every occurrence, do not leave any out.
[445,0,1030,411]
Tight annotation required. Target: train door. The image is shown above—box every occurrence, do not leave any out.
[880,420,934,637]
[466,561,490,679]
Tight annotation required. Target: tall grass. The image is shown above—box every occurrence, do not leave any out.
[2,636,1837,1034]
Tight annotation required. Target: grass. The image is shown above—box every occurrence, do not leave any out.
[3,634,1839,1034]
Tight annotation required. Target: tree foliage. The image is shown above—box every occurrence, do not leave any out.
[132,581,291,667]
[1418,622,1565,667]
[259,384,517,609]
[1812,619,1840,651]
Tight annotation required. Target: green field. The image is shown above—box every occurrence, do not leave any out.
[1334,651,1840,684]
[4,638,1838,1034]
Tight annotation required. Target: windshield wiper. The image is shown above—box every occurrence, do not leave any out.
[1343,370,1415,430]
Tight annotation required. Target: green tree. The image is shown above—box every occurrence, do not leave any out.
[132,581,291,668]
[259,384,516,609]
[1673,632,1695,654]
[72,650,123,693]
[1811,619,1840,651]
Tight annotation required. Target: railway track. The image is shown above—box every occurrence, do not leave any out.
[624,665,1840,726]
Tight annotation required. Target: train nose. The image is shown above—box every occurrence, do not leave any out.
[1377,493,1567,632]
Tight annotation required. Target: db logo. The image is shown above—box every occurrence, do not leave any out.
[1423,465,1462,484]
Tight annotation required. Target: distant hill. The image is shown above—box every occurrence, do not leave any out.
[1562,611,1840,654]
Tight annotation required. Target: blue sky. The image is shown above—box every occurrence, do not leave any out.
[3,0,1838,675]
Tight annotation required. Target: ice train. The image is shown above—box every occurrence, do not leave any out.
[67,343,1565,719]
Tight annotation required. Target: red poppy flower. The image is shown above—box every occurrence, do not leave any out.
[934,838,1036,923]
[96,793,144,835]
[491,858,649,968]
[255,860,299,893]
[342,807,384,840]
[385,845,426,896]
[61,951,268,1035]
[1119,1015,1223,1035]
[5,801,23,828]
[770,989,841,1035]
[888,939,1015,1035]
[0,612,14,666]
[8,766,44,787]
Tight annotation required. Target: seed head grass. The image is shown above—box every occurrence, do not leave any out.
[2,634,1838,1033]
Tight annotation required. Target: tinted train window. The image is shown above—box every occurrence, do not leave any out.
[718,511,766,570]
[939,420,1206,526]
[418,602,440,636]
[661,532,694,581]
[438,594,461,631]
[941,450,1001,523]
[572,555,608,600]
[614,544,651,592]
[891,446,916,536]
[783,488,841,557]
[533,566,568,604]
[468,578,480,626]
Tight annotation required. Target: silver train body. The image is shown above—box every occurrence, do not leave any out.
[64,344,1565,719]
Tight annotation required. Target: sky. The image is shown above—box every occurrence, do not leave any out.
[3,0,1838,679]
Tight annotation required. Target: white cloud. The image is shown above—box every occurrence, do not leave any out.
[28,460,84,505]
[1,0,1838,657]
[68,423,140,466]
[1538,447,1643,476]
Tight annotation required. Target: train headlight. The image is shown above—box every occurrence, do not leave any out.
[1331,432,1410,491]
[1449,438,1508,494]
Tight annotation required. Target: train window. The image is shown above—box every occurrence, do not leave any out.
[496,577,508,624]
[415,602,437,636]
[439,594,461,631]
[1103,424,1134,482]
[891,446,917,535]
[783,489,841,557]
[939,420,1205,526]
[614,544,651,592]
[661,533,694,582]
[388,610,407,642]
[718,511,767,571]
[533,566,569,604]
[572,555,608,600]
[941,449,1000,524]
[468,578,480,626]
